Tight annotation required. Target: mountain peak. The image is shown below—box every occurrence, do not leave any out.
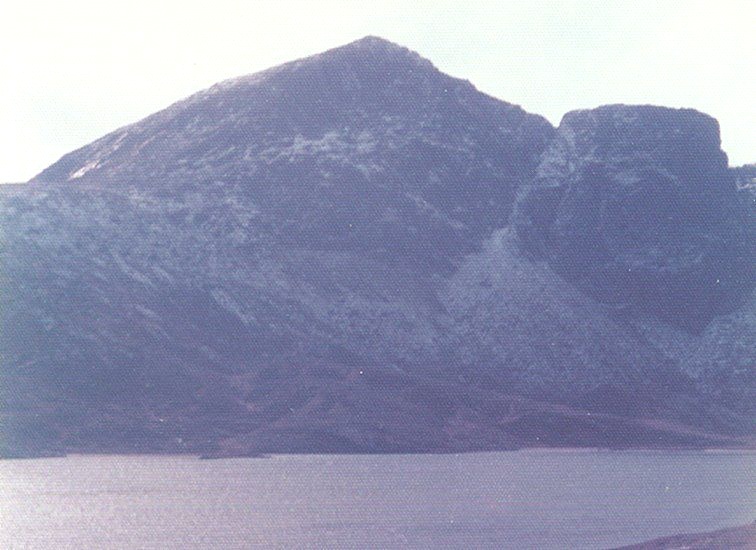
[188,36,434,99]
[299,35,435,73]
[343,35,435,63]
[31,37,551,189]
[342,35,408,50]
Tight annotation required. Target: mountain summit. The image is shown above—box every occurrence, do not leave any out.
[32,36,553,261]
[2,38,753,458]
[32,34,551,193]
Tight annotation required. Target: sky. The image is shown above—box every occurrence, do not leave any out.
[1,0,754,182]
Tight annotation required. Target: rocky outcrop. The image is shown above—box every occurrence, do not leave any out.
[734,163,756,189]
[514,105,755,331]
[734,164,756,205]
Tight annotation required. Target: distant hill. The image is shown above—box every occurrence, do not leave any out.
[1,37,753,458]
[615,521,756,549]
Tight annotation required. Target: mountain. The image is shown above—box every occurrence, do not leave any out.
[31,36,553,266]
[1,37,753,458]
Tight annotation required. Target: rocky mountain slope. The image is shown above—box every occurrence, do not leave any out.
[1,37,753,457]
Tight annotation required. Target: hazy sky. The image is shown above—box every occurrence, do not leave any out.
[1,0,754,182]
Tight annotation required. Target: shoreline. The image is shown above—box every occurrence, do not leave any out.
[613,521,756,549]
[3,446,756,461]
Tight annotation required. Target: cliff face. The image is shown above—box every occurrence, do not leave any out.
[1,38,753,457]
[513,105,754,331]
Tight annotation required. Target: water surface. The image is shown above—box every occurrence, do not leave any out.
[1,450,753,549]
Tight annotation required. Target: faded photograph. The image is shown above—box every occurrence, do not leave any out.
[1,1,754,548]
